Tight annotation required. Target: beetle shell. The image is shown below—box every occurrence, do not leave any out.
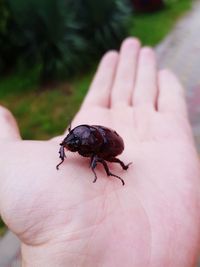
[91,125,124,159]
[62,124,124,158]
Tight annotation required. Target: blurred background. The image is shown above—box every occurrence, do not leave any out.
[0,0,192,141]
[1,0,199,265]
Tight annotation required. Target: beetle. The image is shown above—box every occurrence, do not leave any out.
[56,124,131,185]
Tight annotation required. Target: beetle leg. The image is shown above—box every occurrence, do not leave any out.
[56,146,66,170]
[90,156,98,183]
[98,158,125,186]
[106,157,132,170]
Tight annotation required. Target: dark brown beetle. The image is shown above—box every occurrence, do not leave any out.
[56,124,131,185]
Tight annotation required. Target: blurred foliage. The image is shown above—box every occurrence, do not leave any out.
[0,0,10,71]
[69,0,130,53]
[0,0,9,33]
[132,0,164,13]
[0,0,130,82]
[0,217,7,236]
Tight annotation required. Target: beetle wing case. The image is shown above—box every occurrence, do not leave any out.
[91,125,124,158]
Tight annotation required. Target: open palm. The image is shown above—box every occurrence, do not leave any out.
[0,38,200,267]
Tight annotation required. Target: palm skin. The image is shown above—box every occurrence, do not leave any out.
[0,38,200,267]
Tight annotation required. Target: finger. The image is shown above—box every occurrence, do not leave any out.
[0,106,21,140]
[133,47,158,109]
[111,37,141,108]
[158,69,188,115]
[81,51,118,108]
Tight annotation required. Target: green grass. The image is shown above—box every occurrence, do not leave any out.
[0,0,193,235]
[0,70,93,140]
[0,218,6,235]
[131,0,193,45]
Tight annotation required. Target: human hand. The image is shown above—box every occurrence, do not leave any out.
[0,38,200,267]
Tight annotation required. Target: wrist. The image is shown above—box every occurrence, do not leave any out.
[21,240,98,267]
[21,243,72,267]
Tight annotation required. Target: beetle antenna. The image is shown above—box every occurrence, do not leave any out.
[68,120,72,132]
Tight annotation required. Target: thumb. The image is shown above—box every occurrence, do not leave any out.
[0,106,21,140]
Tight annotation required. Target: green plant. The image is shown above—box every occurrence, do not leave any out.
[0,0,9,34]
[70,0,131,54]
[0,0,11,71]
[0,0,130,82]
[6,0,87,82]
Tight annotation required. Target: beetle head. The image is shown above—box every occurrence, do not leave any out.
[61,132,81,152]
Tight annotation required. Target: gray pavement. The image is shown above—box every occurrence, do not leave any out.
[0,232,20,267]
[1,1,200,266]
[156,0,200,152]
